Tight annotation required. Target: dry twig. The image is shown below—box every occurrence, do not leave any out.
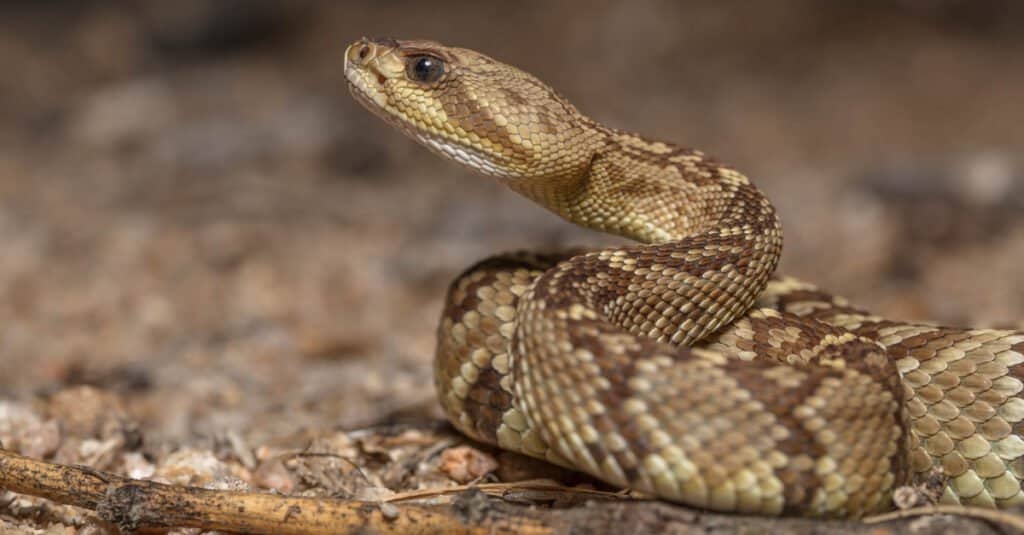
[0,448,548,534]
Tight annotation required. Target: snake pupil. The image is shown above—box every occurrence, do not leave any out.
[407,55,444,84]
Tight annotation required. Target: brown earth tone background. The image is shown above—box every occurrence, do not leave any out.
[1,1,1023,533]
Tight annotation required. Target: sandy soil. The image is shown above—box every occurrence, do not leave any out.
[1,1,1022,533]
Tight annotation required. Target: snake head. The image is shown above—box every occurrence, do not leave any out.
[344,37,604,182]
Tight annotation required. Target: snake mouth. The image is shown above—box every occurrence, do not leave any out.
[344,50,406,135]
[345,67,461,166]
[344,69,415,139]
[348,81,521,179]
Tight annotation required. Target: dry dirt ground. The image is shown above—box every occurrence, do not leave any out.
[1,1,1023,533]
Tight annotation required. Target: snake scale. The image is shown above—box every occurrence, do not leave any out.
[344,37,1024,517]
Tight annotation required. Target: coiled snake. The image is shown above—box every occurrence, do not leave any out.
[344,37,1024,517]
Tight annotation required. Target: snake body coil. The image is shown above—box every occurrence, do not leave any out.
[344,37,1024,517]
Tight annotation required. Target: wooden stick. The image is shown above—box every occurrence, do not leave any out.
[0,449,550,534]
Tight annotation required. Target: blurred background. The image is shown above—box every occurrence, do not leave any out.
[1,0,1023,464]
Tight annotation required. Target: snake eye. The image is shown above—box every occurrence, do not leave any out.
[406,55,445,84]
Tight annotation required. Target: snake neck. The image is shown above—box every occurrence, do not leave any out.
[502,130,783,251]
[506,129,784,345]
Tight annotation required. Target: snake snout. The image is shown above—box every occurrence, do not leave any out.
[344,38,394,89]
[345,38,375,70]
[346,37,401,68]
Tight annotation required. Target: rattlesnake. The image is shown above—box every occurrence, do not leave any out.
[344,37,1024,518]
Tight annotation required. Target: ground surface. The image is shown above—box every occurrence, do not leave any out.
[1,1,1023,533]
